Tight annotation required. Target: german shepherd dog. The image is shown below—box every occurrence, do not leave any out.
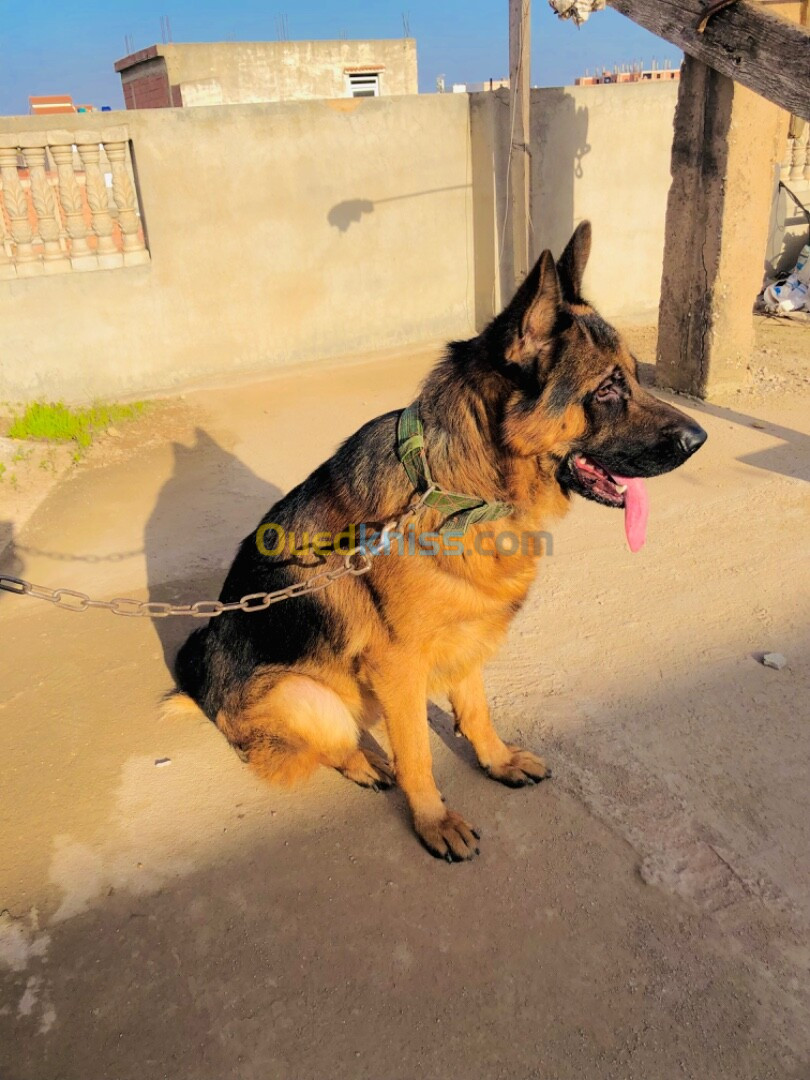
[174,222,706,861]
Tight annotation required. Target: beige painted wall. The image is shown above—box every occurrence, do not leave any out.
[532,83,679,320]
[141,40,417,106]
[0,94,473,402]
[1,83,792,404]
[471,82,679,326]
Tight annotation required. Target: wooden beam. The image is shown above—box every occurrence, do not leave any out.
[508,0,531,289]
[606,0,810,118]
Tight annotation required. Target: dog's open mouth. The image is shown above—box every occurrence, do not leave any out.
[570,454,628,507]
[566,454,650,553]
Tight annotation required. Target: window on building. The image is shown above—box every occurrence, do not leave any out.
[347,72,380,98]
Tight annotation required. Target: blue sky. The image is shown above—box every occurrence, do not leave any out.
[0,0,682,114]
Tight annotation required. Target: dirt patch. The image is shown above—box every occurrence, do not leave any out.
[0,398,194,561]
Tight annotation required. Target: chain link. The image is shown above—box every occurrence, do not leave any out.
[0,494,430,619]
[0,548,371,618]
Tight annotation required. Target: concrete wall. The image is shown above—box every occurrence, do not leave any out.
[1,82,792,404]
[471,82,680,326]
[116,40,418,109]
[0,94,473,402]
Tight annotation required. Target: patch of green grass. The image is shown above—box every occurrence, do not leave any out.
[0,462,5,480]
[7,401,147,450]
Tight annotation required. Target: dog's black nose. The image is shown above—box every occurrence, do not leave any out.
[677,425,707,458]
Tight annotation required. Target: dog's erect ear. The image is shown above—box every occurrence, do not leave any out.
[520,249,563,346]
[557,220,592,302]
[496,249,563,367]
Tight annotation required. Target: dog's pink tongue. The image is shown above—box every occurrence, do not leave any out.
[614,476,649,553]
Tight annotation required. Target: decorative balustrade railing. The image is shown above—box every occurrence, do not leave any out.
[0,127,149,278]
[780,126,810,186]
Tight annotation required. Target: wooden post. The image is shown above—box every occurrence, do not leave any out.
[656,57,788,397]
[508,0,531,291]
[654,0,807,397]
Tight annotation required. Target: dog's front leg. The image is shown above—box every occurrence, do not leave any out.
[449,667,551,788]
[373,663,479,862]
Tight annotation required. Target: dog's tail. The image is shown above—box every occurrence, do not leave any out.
[172,626,214,714]
[160,686,206,724]
[162,625,218,730]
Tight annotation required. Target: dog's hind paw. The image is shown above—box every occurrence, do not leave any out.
[338,748,396,791]
[485,746,551,788]
[415,809,480,862]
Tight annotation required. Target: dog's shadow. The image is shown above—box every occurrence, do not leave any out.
[428,701,480,769]
[144,428,283,675]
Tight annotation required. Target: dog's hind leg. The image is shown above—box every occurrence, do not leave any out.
[449,667,551,788]
[219,673,393,789]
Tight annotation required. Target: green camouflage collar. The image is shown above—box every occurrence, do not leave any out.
[397,402,513,535]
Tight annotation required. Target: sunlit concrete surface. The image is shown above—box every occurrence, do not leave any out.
[1,326,808,1079]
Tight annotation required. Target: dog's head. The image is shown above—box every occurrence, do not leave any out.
[487,222,706,549]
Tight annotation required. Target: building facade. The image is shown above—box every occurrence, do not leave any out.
[451,78,509,94]
[575,63,680,87]
[115,39,418,109]
[28,95,96,115]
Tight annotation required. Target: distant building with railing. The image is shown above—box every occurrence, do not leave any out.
[575,62,680,87]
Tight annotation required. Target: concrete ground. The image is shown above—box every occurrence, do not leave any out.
[1,321,808,1080]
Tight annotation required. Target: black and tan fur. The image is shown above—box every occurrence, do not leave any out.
[173,223,706,861]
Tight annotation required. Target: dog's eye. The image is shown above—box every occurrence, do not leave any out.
[594,368,625,403]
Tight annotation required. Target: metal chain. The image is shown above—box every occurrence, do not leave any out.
[0,495,428,619]
[0,549,371,618]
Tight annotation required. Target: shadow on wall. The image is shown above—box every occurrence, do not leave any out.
[328,199,374,232]
[470,88,590,330]
[326,185,470,233]
[143,428,282,677]
[530,89,591,265]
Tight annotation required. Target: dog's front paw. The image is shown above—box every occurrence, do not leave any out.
[486,746,551,788]
[415,809,480,862]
